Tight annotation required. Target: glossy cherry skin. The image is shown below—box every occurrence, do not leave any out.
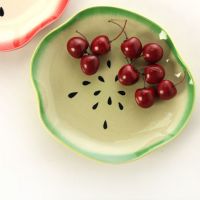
[157,80,177,100]
[118,64,139,85]
[80,55,100,75]
[67,37,89,58]
[135,87,156,108]
[143,43,163,63]
[144,64,165,84]
[91,35,111,55]
[121,37,142,59]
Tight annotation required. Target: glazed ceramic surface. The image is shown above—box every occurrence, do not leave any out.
[0,0,69,51]
[32,7,195,163]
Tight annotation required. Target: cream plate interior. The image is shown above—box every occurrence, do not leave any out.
[0,0,68,51]
[32,7,195,163]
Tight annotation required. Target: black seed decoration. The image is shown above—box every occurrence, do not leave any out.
[103,120,108,129]
[115,75,118,82]
[92,102,99,110]
[107,60,111,68]
[118,91,126,96]
[0,7,4,17]
[98,76,105,82]
[94,90,101,96]
[118,102,124,110]
[82,81,91,86]
[68,92,78,98]
[107,97,112,105]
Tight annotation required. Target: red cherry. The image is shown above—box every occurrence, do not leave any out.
[118,64,139,85]
[157,80,177,100]
[135,87,156,108]
[144,64,165,84]
[143,43,163,63]
[121,37,142,59]
[80,55,100,75]
[91,35,111,55]
[67,37,89,58]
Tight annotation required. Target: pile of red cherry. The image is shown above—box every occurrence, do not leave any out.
[67,20,184,109]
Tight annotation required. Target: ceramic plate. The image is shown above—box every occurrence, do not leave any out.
[0,0,69,51]
[31,7,195,163]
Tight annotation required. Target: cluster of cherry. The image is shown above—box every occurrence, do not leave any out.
[67,20,184,108]
[67,20,127,75]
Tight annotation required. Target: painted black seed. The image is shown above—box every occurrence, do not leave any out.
[118,102,124,110]
[115,75,118,82]
[94,90,101,96]
[98,76,105,82]
[92,102,99,110]
[82,81,91,86]
[107,97,112,105]
[68,92,78,98]
[107,60,111,68]
[118,91,126,96]
[0,7,4,17]
[103,120,108,129]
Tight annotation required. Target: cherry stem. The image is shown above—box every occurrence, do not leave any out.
[130,55,143,65]
[109,19,128,43]
[142,73,146,88]
[108,19,128,39]
[76,30,88,41]
[139,53,143,57]
[131,58,136,64]
[110,18,127,22]
[135,65,146,70]
[125,57,130,64]
[175,71,186,86]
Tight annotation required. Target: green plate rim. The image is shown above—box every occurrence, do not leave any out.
[31,6,196,164]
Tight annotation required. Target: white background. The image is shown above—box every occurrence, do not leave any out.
[0,0,200,199]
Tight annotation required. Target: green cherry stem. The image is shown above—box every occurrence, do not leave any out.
[125,57,130,64]
[142,73,146,88]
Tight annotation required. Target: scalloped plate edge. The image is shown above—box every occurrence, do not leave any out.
[31,6,196,164]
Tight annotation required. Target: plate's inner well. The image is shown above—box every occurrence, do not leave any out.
[33,9,193,160]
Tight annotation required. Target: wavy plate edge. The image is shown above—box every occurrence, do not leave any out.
[31,6,196,164]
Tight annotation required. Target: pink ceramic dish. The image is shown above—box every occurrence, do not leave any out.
[0,0,69,51]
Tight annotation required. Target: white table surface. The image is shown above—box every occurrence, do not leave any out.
[0,0,200,199]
